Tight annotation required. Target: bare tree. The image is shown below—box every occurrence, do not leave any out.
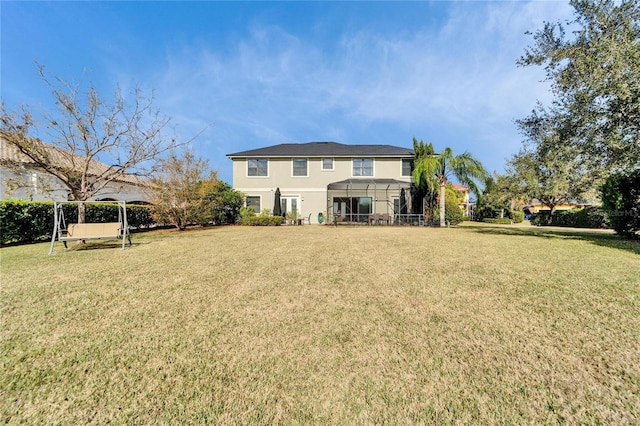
[150,150,219,230]
[1,64,180,221]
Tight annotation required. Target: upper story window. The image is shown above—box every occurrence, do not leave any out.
[292,158,308,176]
[247,159,268,176]
[401,159,414,177]
[353,158,374,176]
[322,158,334,170]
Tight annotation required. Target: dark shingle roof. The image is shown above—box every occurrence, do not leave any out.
[227,142,414,158]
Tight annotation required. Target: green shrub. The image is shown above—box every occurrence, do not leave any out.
[510,210,525,223]
[554,210,581,227]
[482,218,513,224]
[573,207,609,228]
[127,205,155,229]
[474,204,503,221]
[601,169,640,238]
[444,197,463,226]
[238,207,256,225]
[529,211,548,226]
[530,207,610,229]
[0,201,57,244]
[474,205,522,223]
[247,215,285,226]
[209,184,244,225]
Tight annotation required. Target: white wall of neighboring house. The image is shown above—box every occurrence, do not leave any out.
[1,166,152,203]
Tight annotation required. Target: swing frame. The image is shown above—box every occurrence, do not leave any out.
[49,201,131,254]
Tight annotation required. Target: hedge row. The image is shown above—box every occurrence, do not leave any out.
[482,218,514,224]
[530,207,609,228]
[0,200,155,245]
[474,206,524,223]
[246,215,285,226]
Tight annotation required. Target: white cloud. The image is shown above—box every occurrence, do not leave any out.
[140,1,574,179]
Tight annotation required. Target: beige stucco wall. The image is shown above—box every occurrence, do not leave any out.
[233,157,409,189]
[232,156,412,224]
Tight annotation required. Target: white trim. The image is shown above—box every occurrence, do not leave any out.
[235,187,327,193]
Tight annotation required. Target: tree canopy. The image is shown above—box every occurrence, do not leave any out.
[506,146,592,223]
[151,150,243,230]
[413,141,487,227]
[1,65,180,221]
[518,0,640,175]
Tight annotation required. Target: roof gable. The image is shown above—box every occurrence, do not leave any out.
[227,141,414,158]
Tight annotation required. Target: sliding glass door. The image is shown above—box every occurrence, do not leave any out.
[332,197,372,223]
[281,196,299,218]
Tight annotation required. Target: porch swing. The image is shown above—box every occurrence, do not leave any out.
[49,201,131,254]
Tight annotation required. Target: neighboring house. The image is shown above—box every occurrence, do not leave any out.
[524,198,594,214]
[0,137,152,203]
[450,183,472,217]
[227,142,419,224]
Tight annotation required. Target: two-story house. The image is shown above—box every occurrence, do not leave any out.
[227,142,418,224]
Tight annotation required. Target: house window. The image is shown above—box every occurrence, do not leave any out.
[401,159,414,177]
[322,158,334,170]
[247,159,268,176]
[292,159,308,176]
[246,196,260,213]
[353,158,373,176]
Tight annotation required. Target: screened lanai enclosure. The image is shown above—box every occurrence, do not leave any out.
[326,179,424,225]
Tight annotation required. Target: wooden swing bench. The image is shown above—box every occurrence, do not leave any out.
[59,222,131,248]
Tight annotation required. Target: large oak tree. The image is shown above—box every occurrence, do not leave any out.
[518,0,640,175]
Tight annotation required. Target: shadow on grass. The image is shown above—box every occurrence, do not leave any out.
[465,224,640,256]
[64,240,140,251]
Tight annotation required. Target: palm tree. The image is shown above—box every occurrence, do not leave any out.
[411,138,438,220]
[413,145,487,227]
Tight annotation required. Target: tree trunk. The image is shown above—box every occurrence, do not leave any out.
[78,202,86,224]
[439,183,446,227]
[547,205,556,225]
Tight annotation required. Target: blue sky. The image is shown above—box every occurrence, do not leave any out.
[1,1,573,183]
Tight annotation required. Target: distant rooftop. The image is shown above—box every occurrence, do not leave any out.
[227,141,414,158]
[0,135,148,187]
[451,183,469,192]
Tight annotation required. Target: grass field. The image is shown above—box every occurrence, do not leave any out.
[1,223,639,424]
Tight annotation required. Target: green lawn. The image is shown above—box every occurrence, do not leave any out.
[1,223,638,424]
